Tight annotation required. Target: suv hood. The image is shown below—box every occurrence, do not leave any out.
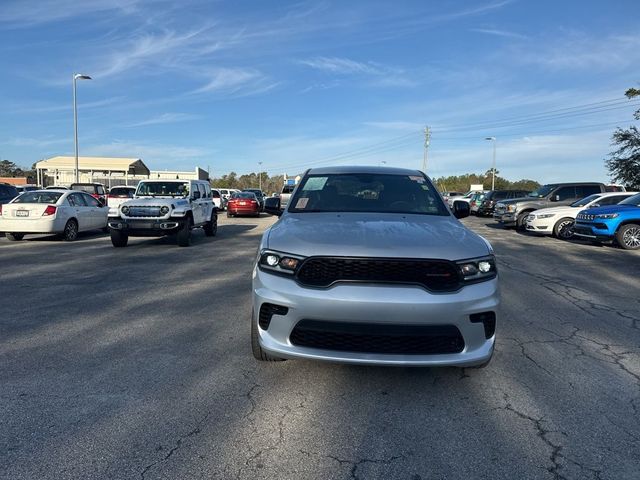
[266,213,490,260]
[123,197,189,207]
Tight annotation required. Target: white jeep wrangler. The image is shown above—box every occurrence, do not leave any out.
[108,179,217,247]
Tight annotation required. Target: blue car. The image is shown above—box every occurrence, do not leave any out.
[573,192,640,249]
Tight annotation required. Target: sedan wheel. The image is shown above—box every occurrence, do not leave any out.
[63,219,79,241]
[553,218,575,240]
[6,233,24,241]
[616,224,640,250]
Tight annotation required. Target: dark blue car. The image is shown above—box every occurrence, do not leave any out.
[573,192,640,249]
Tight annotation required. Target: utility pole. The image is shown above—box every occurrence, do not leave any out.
[422,126,431,173]
[258,161,263,192]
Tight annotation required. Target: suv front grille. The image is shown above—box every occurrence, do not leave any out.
[126,206,163,217]
[296,257,461,292]
[289,320,465,354]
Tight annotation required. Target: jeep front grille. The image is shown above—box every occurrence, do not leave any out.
[126,206,163,217]
[296,257,462,292]
[576,213,596,221]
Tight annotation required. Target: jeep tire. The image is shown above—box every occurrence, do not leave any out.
[616,223,640,250]
[204,213,217,237]
[110,229,128,247]
[177,217,192,247]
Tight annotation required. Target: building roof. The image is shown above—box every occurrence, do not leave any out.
[36,156,150,176]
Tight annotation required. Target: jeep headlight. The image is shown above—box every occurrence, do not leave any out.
[457,255,497,284]
[536,213,555,219]
[121,205,130,215]
[160,206,170,215]
[595,213,619,219]
[258,250,305,275]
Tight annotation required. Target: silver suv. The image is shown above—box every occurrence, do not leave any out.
[252,166,499,367]
[108,179,217,247]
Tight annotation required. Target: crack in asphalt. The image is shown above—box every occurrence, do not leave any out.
[139,410,211,480]
[498,258,639,331]
[300,449,404,480]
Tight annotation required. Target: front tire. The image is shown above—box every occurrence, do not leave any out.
[110,229,128,247]
[553,217,575,239]
[251,310,286,362]
[6,233,24,241]
[616,224,640,250]
[204,213,217,237]
[177,217,192,247]
[63,219,78,241]
[516,213,529,231]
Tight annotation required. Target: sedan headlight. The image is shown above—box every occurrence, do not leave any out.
[457,256,497,284]
[595,213,619,219]
[536,213,555,219]
[258,250,306,275]
[121,205,130,215]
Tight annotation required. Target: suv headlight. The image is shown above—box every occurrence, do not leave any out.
[121,205,130,215]
[506,205,517,212]
[457,255,497,284]
[258,250,306,275]
[595,213,619,219]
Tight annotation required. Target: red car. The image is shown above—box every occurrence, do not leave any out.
[227,192,260,217]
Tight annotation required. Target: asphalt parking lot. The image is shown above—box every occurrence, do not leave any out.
[1,214,639,480]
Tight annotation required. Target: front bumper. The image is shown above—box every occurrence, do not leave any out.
[494,212,516,225]
[108,217,183,236]
[525,217,552,235]
[572,222,614,241]
[252,267,499,366]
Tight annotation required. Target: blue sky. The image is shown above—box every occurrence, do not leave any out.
[1,0,639,183]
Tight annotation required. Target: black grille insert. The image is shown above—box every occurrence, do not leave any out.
[258,303,289,330]
[470,311,496,339]
[290,320,465,354]
[296,257,461,291]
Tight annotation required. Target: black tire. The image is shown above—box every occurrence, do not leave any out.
[6,233,24,241]
[251,310,285,362]
[110,229,128,247]
[516,213,529,231]
[227,211,233,218]
[553,217,575,240]
[63,219,79,241]
[101,227,109,234]
[616,223,640,250]
[204,213,217,237]
[177,217,192,247]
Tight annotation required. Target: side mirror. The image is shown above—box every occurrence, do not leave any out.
[452,200,470,219]
[264,196,282,216]
[192,191,201,200]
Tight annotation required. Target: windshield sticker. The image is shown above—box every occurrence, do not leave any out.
[409,175,425,183]
[303,177,328,191]
[295,197,309,209]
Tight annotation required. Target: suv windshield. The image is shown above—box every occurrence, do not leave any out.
[136,181,188,197]
[571,194,601,207]
[619,193,640,206]
[289,173,449,215]
[527,185,556,198]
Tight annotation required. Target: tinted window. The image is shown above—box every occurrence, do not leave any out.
[110,187,134,197]
[576,185,601,197]
[232,192,257,199]
[211,190,221,198]
[13,191,63,204]
[618,193,640,206]
[571,194,602,207]
[68,193,87,206]
[96,185,105,195]
[289,173,449,216]
[83,194,100,207]
[282,185,295,194]
[528,185,557,198]
[0,185,19,198]
[204,184,212,198]
[493,192,508,200]
[197,184,206,198]
[553,186,576,201]
[71,184,96,194]
[137,182,188,196]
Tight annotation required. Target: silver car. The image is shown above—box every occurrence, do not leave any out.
[252,166,499,367]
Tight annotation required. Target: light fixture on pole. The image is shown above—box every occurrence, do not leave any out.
[73,73,92,183]
[258,161,263,192]
[485,136,496,191]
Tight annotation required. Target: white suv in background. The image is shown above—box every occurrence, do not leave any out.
[525,191,637,239]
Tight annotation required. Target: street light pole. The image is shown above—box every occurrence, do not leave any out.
[258,161,263,192]
[73,73,92,184]
[485,137,496,190]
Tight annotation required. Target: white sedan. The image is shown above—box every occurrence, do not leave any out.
[525,191,637,239]
[0,189,108,241]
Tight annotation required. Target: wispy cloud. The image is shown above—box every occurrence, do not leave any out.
[191,68,279,97]
[298,57,383,75]
[471,28,528,40]
[364,121,424,131]
[7,97,125,115]
[126,112,200,128]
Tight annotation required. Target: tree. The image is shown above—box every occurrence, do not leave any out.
[605,87,640,189]
[0,160,22,177]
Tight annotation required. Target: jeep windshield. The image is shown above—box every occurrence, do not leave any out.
[136,182,188,197]
[619,193,640,206]
[288,173,449,215]
[527,185,556,198]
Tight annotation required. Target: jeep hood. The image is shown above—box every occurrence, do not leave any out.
[582,205,640,215]
[266,212,491,260]
[123,197,189,207]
